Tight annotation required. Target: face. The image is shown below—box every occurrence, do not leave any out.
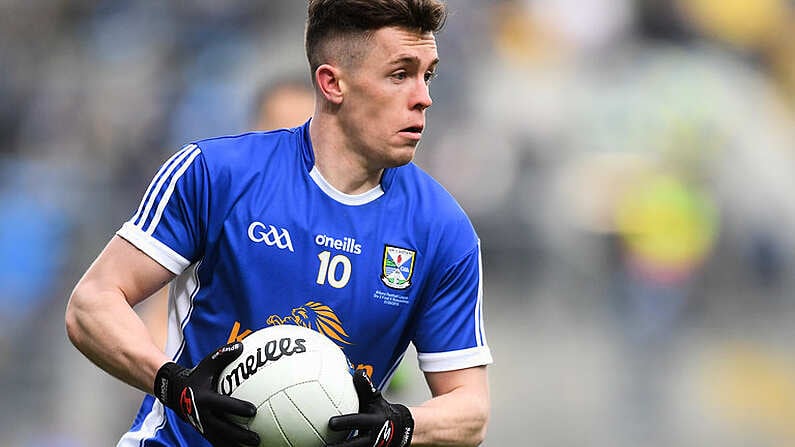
[255,86,315,130]
[338,26,439,169]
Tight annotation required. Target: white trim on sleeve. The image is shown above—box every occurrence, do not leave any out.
[117,221,191,275]
[417,346,493,372]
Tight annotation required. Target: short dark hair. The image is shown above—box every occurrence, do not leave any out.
[305,0,447,75]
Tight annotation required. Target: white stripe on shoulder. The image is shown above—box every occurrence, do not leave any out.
[117,222,191,275]
[136,144,198,233]
[131,144,195,225]
[144,145,202,234]
[116,399,166,447]
[417,346,493,372]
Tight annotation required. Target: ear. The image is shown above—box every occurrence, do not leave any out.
[315,64,345,105]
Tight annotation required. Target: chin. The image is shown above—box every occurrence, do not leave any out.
[386,147,416,167]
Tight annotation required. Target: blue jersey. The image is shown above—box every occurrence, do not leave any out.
[116,120,492,446]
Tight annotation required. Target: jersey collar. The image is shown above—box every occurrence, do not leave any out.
[299,119,394,205]
[308,166,384,206]
[301,118,392,206]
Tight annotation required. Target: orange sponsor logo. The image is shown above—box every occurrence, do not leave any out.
[226,301,375,377]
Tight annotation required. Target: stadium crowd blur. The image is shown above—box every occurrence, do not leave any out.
[2,1,795,446]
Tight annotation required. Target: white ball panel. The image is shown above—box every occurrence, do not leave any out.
[267,390,325,447]
[333,378,360,416]
[250,399,291,447]
[230,351,322,406]
[283,381,349,445]
[319,357,357,409]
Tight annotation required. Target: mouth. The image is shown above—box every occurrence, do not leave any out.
[398,125,424,140]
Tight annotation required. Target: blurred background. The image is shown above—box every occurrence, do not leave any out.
[2,0,795,446]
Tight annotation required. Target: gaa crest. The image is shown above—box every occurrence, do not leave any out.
[381,245,416,290]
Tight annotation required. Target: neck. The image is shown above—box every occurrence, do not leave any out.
[309,113,384,195]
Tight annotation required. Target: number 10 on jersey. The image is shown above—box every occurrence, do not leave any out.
[316,251,352,288]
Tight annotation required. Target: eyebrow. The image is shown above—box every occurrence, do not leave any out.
[389,55,440,69]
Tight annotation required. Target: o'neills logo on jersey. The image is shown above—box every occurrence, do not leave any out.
[315,233,362,255]
[217,337,307,396]
[248,221,294,252]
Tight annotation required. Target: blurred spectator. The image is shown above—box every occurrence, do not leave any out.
[251,75,314,130]
[610,168,718,443]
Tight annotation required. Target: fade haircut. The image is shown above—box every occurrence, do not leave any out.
[305,0,447,79]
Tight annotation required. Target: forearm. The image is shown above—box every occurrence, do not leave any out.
[65,283,169,395]
[409,385,490,446]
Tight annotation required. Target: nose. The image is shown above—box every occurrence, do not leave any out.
[411,78,432,111]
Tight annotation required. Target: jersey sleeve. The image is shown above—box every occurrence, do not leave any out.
[116,144,208,275]
[413,240,493,372]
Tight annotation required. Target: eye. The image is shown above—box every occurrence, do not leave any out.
[424,71,437,84]
[391,71,408,81]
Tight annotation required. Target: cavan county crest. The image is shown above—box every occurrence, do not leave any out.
[381,245,416,290]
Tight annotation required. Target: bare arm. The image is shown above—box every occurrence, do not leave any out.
[137,285,170,352]
[409,366,490,447]
[65,235,175,394]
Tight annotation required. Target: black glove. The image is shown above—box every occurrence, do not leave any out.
[154,342,260,447]
[328,370,414,447]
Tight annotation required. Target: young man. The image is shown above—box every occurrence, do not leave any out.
[65,1,492,446]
